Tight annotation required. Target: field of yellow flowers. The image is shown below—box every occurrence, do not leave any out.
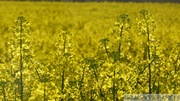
[0,2,179,101]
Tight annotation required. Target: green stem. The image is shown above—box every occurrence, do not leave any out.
[19,17,23,101]
[93,69,98,82]
[35,68,42,82]
[147,24,151,94]
[44,82,46,101]
[61,37,66,91]
[61,68,65,90]
[144,14,151,94]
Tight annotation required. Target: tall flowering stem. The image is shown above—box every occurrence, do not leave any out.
[55,30,74,100]
[9,16,30,100]
[116,14,130,60]
[138,10,156,94]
